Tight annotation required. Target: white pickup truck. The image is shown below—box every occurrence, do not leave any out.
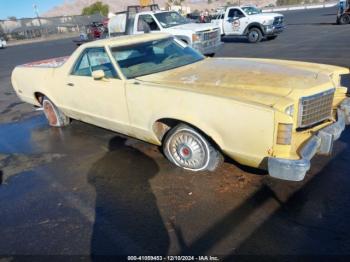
[0,37,7,49]
[211,6,285,43]
[108,5,222,56]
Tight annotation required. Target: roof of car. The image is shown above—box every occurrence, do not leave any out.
[82,33,172,48]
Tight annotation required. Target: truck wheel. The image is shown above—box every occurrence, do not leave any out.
[42,97,70,127]
[163,124,223,172]
[247,28,263,43]
[339,14,350,25]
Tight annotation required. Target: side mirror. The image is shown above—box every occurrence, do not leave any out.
[92,70,105,80]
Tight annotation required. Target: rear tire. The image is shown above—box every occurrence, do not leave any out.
[163,124,223,172]
[339,14,350,25]
[247,28,263,43]
[42,97,70,127]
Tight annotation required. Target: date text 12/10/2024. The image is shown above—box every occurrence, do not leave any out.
[127,256,220,261]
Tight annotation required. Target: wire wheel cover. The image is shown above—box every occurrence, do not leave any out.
[168,130,209,170]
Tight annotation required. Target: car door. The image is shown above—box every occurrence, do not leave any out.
[223,8,249,35]
[64,47,130,134]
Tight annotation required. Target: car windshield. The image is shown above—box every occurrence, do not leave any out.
[242,6,262,15]
[154,12,189,28]
[111,37,204,79]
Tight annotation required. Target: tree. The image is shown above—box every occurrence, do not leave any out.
[7,16,17,21]
[82,1,109,16]
[0,24,5,37]
[167,0,185,6]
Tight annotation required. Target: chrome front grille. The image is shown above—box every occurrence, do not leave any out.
[202,29,220,41]
[298,89,335,128]
[273,16,284,26]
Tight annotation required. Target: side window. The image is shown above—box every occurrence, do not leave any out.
[72,48,118,79]
[228,9,245,19]
[73,52,91,76]
[138,15,160,31]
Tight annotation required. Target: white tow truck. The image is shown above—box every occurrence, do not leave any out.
[108,5,222,56]
[211,5,285,43]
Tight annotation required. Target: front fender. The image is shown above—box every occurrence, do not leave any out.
[243,22,265,35]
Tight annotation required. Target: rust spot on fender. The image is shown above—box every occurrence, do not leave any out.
[153,122,171,142]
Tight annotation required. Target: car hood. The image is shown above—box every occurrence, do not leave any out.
[168,23,219,32]
[137,58,341,107]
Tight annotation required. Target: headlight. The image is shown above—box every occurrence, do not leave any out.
[285,105,294,117]
[192,34,200,43]
[263,19,274,25]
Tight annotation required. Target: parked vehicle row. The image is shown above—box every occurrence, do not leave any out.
[73,4,285,55]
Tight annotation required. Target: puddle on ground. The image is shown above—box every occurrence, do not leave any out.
[0,115,47,154]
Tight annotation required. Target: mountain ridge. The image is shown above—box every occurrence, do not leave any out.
[43,0,276,17]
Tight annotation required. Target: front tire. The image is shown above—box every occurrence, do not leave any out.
[247,28,263,43]
[163,124,223,172]
[42,97,70,127]
[339,14,350,25]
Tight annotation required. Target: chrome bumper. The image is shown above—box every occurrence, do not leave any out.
[193,40,223,55]
[268,98,350,181]
[265,25,285,35]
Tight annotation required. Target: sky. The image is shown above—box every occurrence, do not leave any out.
[0,0,64,20]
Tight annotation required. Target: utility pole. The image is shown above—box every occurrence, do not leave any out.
[33,4,43,36]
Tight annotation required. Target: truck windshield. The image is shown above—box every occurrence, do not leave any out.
[154,12,189,28]
[242,7,262,15]
[111,37,204,79]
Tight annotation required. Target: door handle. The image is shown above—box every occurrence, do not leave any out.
[67,83,74,87]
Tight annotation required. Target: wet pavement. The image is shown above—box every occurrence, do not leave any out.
[0,6,350,259]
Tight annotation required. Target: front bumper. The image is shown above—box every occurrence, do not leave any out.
[193,40,223,55]
[268,98,350,181]
[264,25,285,36]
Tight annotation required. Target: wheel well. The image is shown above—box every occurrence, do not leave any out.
[152,118,222,152]
[34,92,45,105]
[153,118,179,142]
[246,24,264,35]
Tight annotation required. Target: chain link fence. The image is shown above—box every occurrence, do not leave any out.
[0,14,104,41]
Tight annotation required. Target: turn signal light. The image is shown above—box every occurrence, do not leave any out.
[277,123,293,145]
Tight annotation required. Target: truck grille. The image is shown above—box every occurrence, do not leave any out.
[298,89,335,128]
[202,29,220,41]
[273,16,284,26]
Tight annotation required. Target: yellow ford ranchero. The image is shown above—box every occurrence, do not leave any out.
[11,33,350,181]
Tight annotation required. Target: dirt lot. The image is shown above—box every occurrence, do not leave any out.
[0,7,350,260]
